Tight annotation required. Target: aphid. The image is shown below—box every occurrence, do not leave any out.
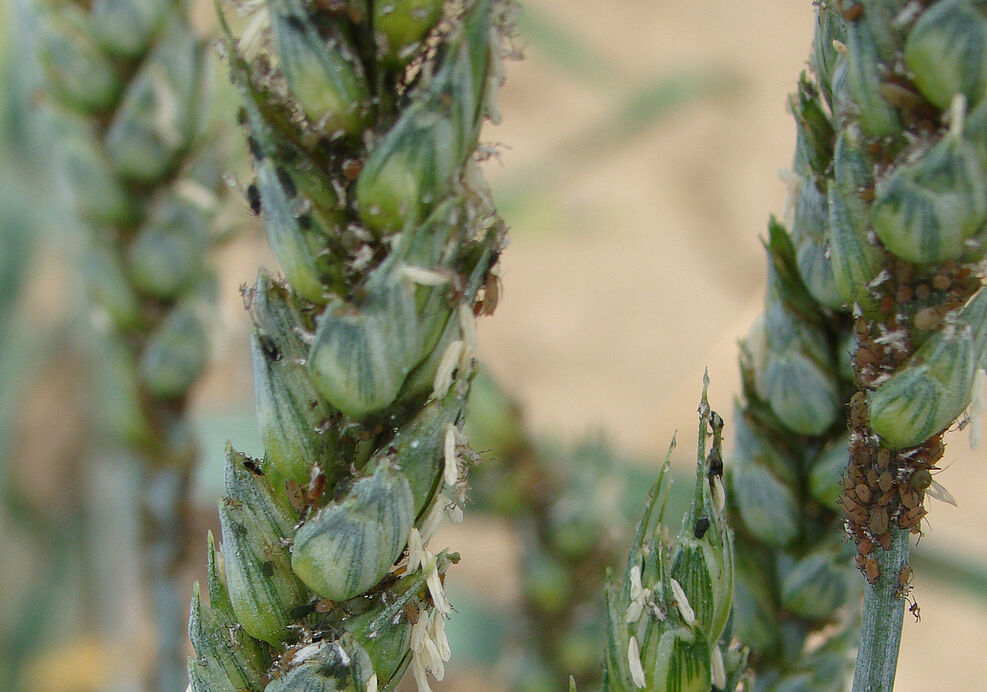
[899,564,913,590]
[247,183,261,215]
[276,167,297,198]
[869,507,889,535]
[247,135,264,161]
[341,158,362,180]
[307,466,327,503]
[694,516,710,539]
[474,272,502,317]
[878,470,894,492]
[849,391,869,427]
[707,447,724,478]
[243,459,264,476]
[258,334,281,361]
[865,557,879,584]
[855,483,872,504]
[876,448,891,470]
[877,532,892,550]
[840,2,863,20]
[909,597,921,622]
[858,537,874,555]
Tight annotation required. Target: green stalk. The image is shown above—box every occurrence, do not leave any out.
[852,529,907,692]
[187,1,514,689]
[34,0,225,687]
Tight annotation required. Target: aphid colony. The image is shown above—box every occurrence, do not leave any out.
[842,254,975,583]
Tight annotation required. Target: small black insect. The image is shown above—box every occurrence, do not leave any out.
[706,448,723,478]
[243,459,264,476]
[276,167,297,198]
[261,561,275,578]
[247,135,264,161]
[247,183,261,215]
[258,334,281,362]
[298,213,313,230]
[694,516,711,539]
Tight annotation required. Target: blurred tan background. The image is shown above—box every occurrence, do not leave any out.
[4,0,986,690]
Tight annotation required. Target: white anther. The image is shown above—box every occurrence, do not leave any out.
[711,475,726,514]
[401,265,450,286]
[949,93,967,139]
[628,636,646,688]
[432,340,465,400]
[669,578,696,627]
[366,673,378,692]
[425,555,451,615]
[407,527,426,573]
[443,423,460,487]
[711,644,726,689]
[832,39,848,54]
[458,303,478,354]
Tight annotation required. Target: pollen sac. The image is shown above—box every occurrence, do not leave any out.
[38,7,122,115]
[187,536,270,692]
[138,303,208,398]
[104,19,200,182]
[89,0,167,58]
[269,0,370,135]
[256,158,332,305]
[828,131,886,309]
[251,272,335,484]
[869,288,987,448]
[308,279,423,419]
[904,0,987,111]
[779,547,856,621]
[871,136,987,265]
[265,635,375,692]
[356,0,492,234]
[845,19,899,137]
[291,463,415,601]
[127,195,208,300]
[219,447,307,645]
[373,0,446,67]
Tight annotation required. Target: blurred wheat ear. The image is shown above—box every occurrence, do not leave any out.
[33,0,230,687]
[186,1,516,689]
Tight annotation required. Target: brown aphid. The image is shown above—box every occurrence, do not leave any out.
[855,346,882,371]
[865,557,880,584]
[879,295,895,315]
[899,564,913,589]
[877,532,892,550]
[898,506,926,530]
[895,285,913,304]
[855,483,872,504]
[855,554,867,571]
[876,489,896,506]
[932,273,952,291]
[858,537,875,555]
[876,448,891,470]
[307,466,327,503]
[341,158,362,180]
[314,598,335,614]
[915,283,931,300]
[473,273,502,317]
[900,486,921,509]
[867,469,879,487]
[878,470,894,492]
[870,507,890,535]
[849,391,869,427]
[840,1,863,20]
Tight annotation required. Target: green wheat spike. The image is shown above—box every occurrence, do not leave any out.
[188,1,515,689]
